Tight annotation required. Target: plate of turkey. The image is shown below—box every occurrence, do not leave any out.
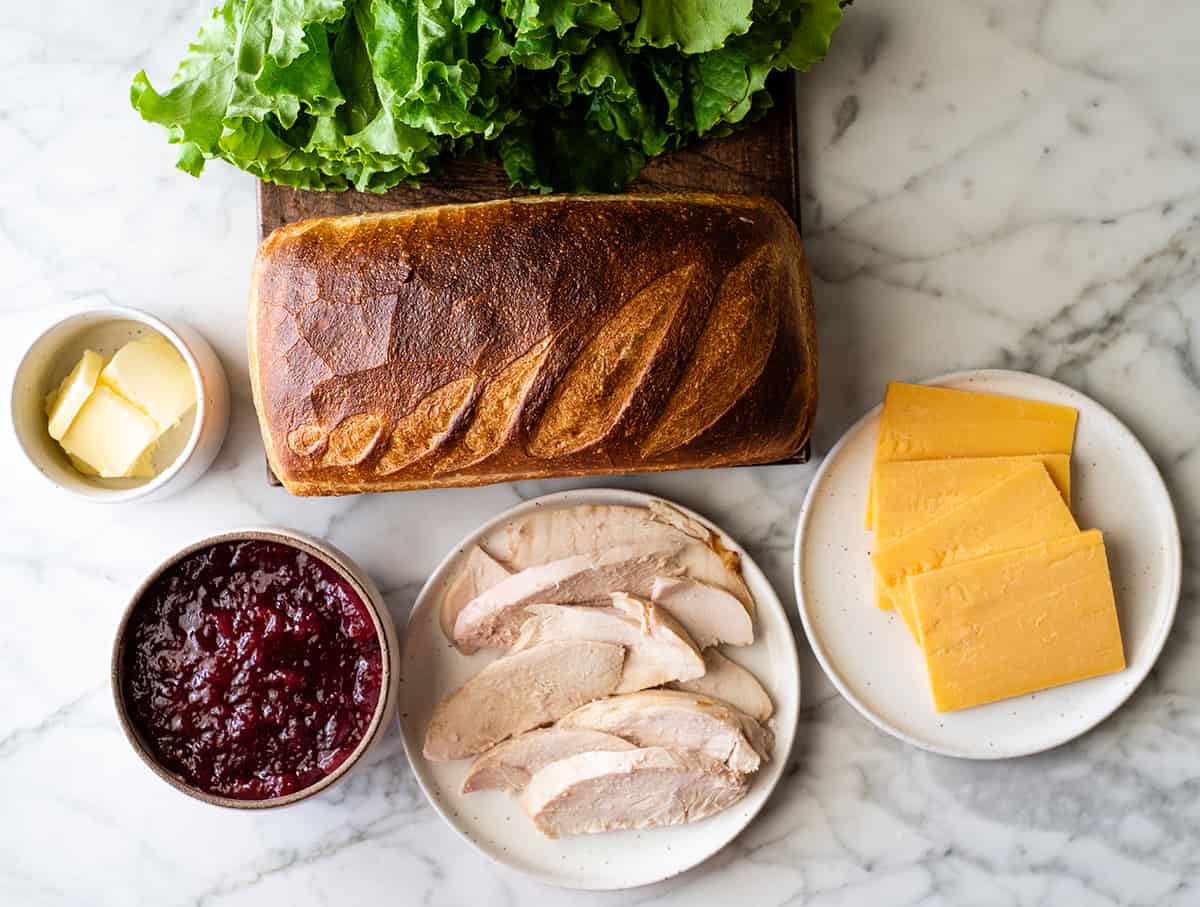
[397,488,800,889]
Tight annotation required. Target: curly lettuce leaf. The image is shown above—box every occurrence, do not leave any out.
[131,2,240,175]
[631,0,754,55]
[133,0,844,193]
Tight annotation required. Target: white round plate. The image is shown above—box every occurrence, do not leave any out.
[794,369,1181,759]
[399,488,800,889]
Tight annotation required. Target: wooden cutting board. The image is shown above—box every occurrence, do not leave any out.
[257,77,807,485]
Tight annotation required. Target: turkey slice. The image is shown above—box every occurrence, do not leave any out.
[440,545,511,640]
[558,689,772,774]
[510,593,704,693]
[452,543,682,653]
[651,576,754,647]
[670,649,773,721]
[486,503,753,613]
[423,640,624,761]
[521,747,748,838]
[461,728,635,794]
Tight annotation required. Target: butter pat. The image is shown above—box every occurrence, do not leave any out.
[866,382,1078,528]
[60,386,160,478]
[871,463,1079,640]
[910,530,1125,712]
[100,334,195,432]
[45,350,106,440]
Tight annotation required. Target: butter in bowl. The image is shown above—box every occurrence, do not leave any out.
[46,334,195,478]
[11,305,229,503]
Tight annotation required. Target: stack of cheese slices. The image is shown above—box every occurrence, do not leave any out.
[866,382,1126,712]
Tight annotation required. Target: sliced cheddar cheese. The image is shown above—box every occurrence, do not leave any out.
[871,454,1071,610]
[866,382,1078,529]
[909,530,1125,712]
[874,455,1071,546]
[871,463,1078,640]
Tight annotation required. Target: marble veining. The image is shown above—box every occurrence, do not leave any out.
[1,1,1197,904]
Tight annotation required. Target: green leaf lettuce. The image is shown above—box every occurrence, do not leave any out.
[133,0,843,192]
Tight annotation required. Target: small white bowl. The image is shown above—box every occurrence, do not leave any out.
[11,305,229,503]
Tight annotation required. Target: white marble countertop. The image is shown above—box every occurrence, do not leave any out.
[2,1,1197,904]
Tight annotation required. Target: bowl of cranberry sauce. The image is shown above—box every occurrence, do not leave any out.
[112,530,397,808]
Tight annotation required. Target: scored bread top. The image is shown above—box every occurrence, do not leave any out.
[249,193,817,495]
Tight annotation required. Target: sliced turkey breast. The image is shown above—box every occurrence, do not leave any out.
[558,689,773,774]
[670,649,774,721]
[521,747,749,838]
[461,728,636,794]
[440,546,511,640]
[646,501,741,570]
[651,576,754,647]
[510,593,705,693]
[452,543,682,653]
[423,640,625,761]
[487,503,753,612]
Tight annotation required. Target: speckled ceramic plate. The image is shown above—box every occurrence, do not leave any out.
[398,488,800,889]
[794,369,1182,759]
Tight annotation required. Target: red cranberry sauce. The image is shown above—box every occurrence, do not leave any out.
[122,540,383,800]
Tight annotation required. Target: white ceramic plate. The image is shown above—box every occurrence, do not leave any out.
[794,369,1181,759]
[399,488,800,889]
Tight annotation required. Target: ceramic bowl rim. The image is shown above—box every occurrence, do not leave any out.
[110,527,396,809]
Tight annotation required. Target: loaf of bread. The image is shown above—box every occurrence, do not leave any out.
[249,194,817,495]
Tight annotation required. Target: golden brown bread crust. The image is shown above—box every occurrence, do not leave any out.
[249,194,817,495]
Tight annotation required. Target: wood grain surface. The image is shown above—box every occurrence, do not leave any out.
[257,78,807,486]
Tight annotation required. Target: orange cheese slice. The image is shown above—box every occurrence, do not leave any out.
[871,463,1078,640]
[909,530,1125,712]
[871,454,1071,610]
[866,383,1078,529]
